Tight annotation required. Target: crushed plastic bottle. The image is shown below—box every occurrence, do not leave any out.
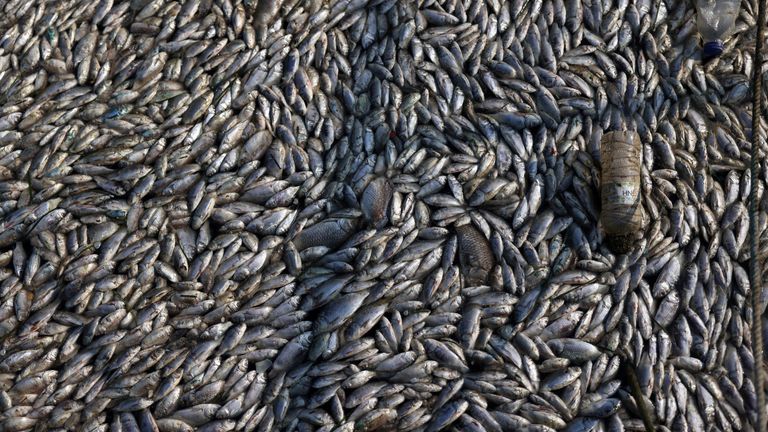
[695,0,740,61]
[600,130,646,253]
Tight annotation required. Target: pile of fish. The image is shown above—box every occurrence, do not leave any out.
[0,0,766,430]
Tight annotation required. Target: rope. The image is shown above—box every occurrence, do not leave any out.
[749,0,767,428]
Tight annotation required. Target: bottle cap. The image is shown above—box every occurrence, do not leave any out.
[702,40,724,61]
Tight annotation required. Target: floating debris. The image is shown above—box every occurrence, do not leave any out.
[600,130,646,253]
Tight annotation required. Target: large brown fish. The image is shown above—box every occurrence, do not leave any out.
[292,217,359,251]
[456,223,495,286]
[361,177,393,229]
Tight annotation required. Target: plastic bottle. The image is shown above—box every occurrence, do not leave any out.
[600,130,645,253]
[695,0,740,61]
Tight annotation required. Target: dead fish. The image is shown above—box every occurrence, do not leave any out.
[361,177,393,228]
[456,223,495,285]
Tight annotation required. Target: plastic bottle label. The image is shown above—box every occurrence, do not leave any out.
[609,183,638,205]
